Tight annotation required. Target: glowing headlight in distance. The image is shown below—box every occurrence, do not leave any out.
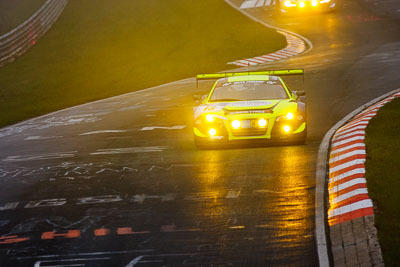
[258,118,267,127]
[283,125,291,133]
[206,114,214,122]
[208,128,216,136]
[311,0,318,6]
[286,112,294,120]
[231,120,241,129]
[284,0,295,7]
[299,1,306,8]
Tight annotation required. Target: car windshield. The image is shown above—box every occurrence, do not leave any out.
[209,80,288,102]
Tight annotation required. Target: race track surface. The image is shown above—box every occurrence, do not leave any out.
[1,0,400,265]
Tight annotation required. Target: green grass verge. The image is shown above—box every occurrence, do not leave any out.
[0,0,46,34]
[0,0,286,128]
[365,97,400,266]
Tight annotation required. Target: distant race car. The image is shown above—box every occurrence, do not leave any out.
[193,70,307,148]
[276,0,336,15]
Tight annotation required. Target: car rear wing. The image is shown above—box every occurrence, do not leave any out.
[196,69,304,87]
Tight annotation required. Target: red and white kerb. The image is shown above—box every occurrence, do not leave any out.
[327,92,400,226]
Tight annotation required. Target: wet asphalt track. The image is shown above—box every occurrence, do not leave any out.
[1,0,400,266]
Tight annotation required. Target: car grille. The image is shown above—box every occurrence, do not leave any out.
[231,119,268,137]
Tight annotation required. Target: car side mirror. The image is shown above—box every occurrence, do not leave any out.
[294,91,306,96]
[193,95,207,105]
[193,95,202,101]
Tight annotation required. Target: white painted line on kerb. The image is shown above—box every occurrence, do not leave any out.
[330,142,365,155]
[341,118,371,128]
[334,125,368,138]
[329,168,366,183]
[328,199,373,218]
[333,130,365,141]
[330,159,366,173]
[332,131,365,143]
[339,121,369,132]
[355,109,379,118]
[332,188,369,204]
[343,115,375,127]
[329,150,366,164]
[329,178,367,194]
[225,0,313,68]
[331,135,365,148]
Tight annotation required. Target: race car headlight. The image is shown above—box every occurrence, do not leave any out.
[284,0,296,7]
[276,112,295,122]
[311,0,318,6]
[231,120,241,129]
[299,1,306,8]
[258,118,267,127]
[205,114,214,122]
[208,128,216,136]
[283,125,291,133]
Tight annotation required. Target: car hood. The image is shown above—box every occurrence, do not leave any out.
[223,100,280,111]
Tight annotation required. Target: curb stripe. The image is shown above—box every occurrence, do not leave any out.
[328,178,367,194]
[334,129,367,139]
[330,142,365,155]
[329,168,365,182]
[329,183,367,199]
[331,136,365,148]
[337,121,369,132]
[329,154,366,168]
[333,132,365,143]
[328,199,373,218]
[334,125,367,137]
[331,189,369,204]
[329,150,365,163]
[328,207,374,225]
[327,91,400,228]
[329,171,366,187]
[329,159,365,173]
[330,139,365,151]
[330,163,366,177]
[227,29,308,66]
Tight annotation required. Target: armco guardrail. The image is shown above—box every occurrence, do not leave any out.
[0,0,68,67]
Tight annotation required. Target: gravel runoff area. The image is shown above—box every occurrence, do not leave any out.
[0,0,286,128]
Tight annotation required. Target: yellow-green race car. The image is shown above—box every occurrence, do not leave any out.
[193,70,307,148]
